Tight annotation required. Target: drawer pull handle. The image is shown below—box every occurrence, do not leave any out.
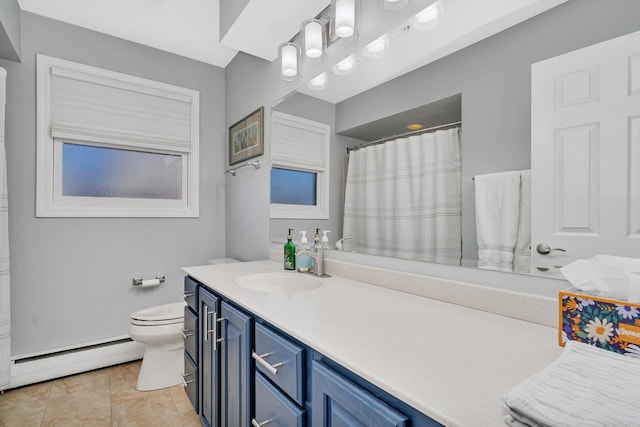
[179,290,194,299]
[181,372,194,388]
[252,352,284,375]
[214,316,225,350]
[251,418,273,427]
[180,328,194,339]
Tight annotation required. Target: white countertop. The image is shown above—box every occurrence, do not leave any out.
[183,260,562,427]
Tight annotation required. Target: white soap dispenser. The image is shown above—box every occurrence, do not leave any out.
[296,231,314,272]
[321,230,331,249]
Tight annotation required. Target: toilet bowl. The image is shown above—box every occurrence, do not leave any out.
[129,302,186,391]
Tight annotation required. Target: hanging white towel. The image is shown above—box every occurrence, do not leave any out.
[503,341,640,427]
[513,169,531,274]
[475,171,521,272]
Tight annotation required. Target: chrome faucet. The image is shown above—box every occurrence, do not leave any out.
[335,236,353,251]
[296,245,325,276]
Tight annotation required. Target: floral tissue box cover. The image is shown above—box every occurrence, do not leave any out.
[560,288,640,358]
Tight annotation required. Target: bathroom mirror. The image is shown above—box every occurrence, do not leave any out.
[269,0,640,279]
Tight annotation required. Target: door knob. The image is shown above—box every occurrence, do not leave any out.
[536,243,566,255]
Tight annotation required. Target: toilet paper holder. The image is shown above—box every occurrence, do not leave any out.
[132,275,165,287]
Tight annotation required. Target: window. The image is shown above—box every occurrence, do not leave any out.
[270,168,317,205]
[36,55,199,217]
[270,112,330,219]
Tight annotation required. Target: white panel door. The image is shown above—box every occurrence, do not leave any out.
[531,30,640,277]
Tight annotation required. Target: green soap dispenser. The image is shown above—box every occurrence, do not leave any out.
[284,228,296,271]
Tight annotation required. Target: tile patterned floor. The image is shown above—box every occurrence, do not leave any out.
[0,360,200,427]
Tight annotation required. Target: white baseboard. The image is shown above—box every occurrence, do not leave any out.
[9,340,144,389]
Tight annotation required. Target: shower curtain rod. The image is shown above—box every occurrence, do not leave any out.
[346,121,462,154]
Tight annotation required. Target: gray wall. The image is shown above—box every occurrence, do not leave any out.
[0,0,20,61]
[2,12,227,356]
[335,0,640,263]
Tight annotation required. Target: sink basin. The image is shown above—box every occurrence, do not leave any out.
[236,273,322,294]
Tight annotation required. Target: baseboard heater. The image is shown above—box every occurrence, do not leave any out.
[9,336,144,389]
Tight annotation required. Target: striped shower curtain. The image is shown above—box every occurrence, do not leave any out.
[343,128,462,265]
[0,67,10,390]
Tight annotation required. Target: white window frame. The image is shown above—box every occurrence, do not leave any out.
[270,111,330,219]
[36,55,199,217]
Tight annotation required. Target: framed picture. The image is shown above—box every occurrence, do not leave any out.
[229,106,264,166]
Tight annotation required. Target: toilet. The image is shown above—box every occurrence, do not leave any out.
[129,302,186,391]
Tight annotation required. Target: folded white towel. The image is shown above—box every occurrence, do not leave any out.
[475,171,521,272]
[503,341,640,427]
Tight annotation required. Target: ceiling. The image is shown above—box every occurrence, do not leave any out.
[17,0,328,68]
[17,0,567,102]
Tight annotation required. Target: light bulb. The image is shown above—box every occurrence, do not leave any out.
[362,34,389,58]
[332,55,357,76]
[303,20,323,59]
[307,72,328,91]
[279,43,298,81]
[412,0,442,30]
[378,0,408,11]
[334,0,355,38]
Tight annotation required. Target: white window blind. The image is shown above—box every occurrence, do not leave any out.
[49,67,193,153]
[270,111,330,219]
[271,112,329,171]
[36,55,200,217]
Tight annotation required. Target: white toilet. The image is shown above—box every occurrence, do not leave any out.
[129,302,186,391]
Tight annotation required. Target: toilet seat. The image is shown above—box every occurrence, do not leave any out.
[131,302,185,326]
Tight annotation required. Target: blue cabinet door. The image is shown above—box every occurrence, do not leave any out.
[200,287,220,427]
[220,301,252,427]
[312,361,409,427]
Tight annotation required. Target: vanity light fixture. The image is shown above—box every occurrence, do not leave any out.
[306,72,329,91]
[406,123,424,130]
[331,0,358,42]
[332,54,358,76]
[302,18,325,63]
[411,0,443,30]
[362,34,389,59]
[278,42,300,81]
[379,0,409,11]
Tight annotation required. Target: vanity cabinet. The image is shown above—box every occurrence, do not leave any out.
[189,283,253,427]
[186,275,442,427]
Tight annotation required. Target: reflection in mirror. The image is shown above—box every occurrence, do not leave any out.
[270,0,640,280]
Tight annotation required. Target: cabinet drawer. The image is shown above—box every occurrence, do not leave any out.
[183,307,198,362]
[183,276,199,312]
[254,323,304,405]
[183,351,198,413]
[312,361,409,427]
[254,372,304,427]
